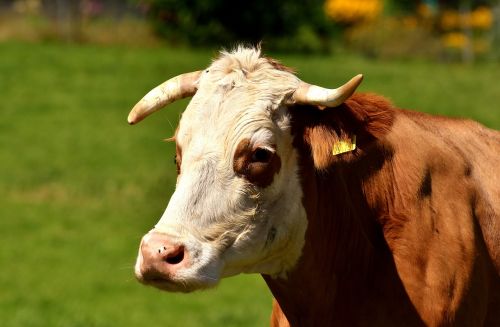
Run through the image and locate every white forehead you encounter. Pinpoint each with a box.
[176,47,301,150]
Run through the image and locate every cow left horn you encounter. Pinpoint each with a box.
[128,71,202,125]
[291,74,363,108]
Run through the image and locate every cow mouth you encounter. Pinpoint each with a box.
[137,272,218,293]
[147,279,186,292]
[156,280,214,293]
[137,275,187,292]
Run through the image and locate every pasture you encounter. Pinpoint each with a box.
[0,42,498,327]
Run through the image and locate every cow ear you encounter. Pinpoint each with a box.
[303,122,356,170]
[292,94,394,171]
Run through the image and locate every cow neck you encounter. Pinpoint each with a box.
[263,98,413,326]
[263,146,386,326]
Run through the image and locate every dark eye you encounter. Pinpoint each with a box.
[251,148,273,163]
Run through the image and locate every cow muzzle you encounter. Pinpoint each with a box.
[135,231,190,288]
[135,229,222,292]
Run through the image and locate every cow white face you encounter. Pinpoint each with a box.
[131,47,362,292]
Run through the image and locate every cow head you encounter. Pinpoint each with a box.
[130,47,362,292]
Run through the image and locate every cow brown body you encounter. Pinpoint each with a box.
[266,94,500,326]
[129,47,499,326]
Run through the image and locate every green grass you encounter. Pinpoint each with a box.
[0,42,498,327]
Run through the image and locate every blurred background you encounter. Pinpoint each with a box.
[0,0,498,326]
[2,0,500,60]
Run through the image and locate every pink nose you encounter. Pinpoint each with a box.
[137,231,188,283]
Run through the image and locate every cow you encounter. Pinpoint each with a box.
[128,46,500,326]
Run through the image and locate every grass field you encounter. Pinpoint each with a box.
[0,42,498,327]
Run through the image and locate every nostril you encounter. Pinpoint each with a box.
[165,246,185,265]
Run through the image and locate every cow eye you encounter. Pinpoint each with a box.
[251,148,273,163]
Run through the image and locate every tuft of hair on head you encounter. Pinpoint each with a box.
[214,43,295,78]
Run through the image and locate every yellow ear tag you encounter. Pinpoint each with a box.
[332,135,356,156]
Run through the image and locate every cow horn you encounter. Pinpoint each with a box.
[128,70,203,125]
[291,74,363,109]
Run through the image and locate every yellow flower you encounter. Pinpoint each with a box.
[442,32,468,48]
[441,7,493,31]
[471,7,493,30]
[325,0,382,23]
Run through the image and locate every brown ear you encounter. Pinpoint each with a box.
[291,93,395,170]
[303,124,347,170]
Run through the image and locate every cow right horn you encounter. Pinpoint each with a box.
[291,74,363,109]
[128,70,202,125]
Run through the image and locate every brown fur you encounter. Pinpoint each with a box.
[265,93,500,326]
[271,300,291,327]
[299,93,394,170]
